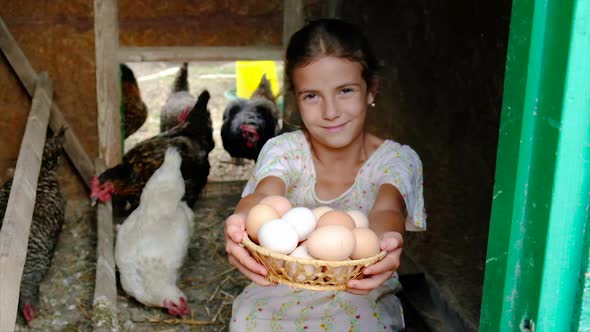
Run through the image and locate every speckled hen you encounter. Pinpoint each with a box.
[0,128,66,325]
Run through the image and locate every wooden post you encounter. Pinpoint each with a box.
[0,16,96,189]
[118,45,283,62]
[282,0,305,130]
[0,73,52,331]
[94,0,122,168]
[92,159,119,332]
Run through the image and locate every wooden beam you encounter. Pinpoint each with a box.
[94,0,122,167]
[282,0,304,47]
[92,159,119,332]
[118,46,284,62]
[0,16,95,189]
[0,73,52,332]
[281,0,305,130]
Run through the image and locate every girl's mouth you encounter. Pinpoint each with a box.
[322,122,348,133]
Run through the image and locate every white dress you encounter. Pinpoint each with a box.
[231,130,426,332]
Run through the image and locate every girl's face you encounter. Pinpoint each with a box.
[293,56,374,149]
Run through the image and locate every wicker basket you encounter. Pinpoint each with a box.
[241,236,386,291]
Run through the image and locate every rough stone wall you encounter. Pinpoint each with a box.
[337,0,511,327]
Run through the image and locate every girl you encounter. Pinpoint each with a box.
[225,18,426,331]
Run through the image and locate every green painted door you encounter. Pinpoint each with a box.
[479,0,590,330]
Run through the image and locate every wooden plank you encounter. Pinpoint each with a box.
[0,16,95,189]
[326,0,343,18]
[94,0,122,167]
[118,45,283,62]
[281,0,304,130]
[0,73,52,332]
[92,158,119,332]
[282,0,304,47]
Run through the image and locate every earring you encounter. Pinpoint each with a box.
[370,102,376,108]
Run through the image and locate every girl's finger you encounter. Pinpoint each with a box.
[380,232,403,251]
[347,270,393,291]
[225,215,246,242]
[364,248,401,275]
[229,256,274,286]
[226,242,267,275]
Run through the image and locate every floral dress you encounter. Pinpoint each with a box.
[231,130,426,332]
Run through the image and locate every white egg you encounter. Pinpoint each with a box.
[257,219,298,254]
[346,209,370,228]
[312,206,333,220]
[281,207,317,241]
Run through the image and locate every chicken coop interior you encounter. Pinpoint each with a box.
[0,1,516,331]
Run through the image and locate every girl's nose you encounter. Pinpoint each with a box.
[321,99,340,120]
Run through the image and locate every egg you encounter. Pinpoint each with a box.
[257,219,299,254]
[346,210,369,228]
[311,206,333,220]
[246,204,281,243]
[350,228,381,259]
[259,195,293,216]
[285,245,316,281]
[306,225,356,261]
[316,210,356,230]
[281,207,317,241]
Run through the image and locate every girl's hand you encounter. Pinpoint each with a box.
[224,213,276,286]
[346,231,403,295]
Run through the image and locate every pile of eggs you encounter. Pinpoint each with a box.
[246,196,382,264]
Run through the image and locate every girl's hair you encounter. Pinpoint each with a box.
[285,18,379,93]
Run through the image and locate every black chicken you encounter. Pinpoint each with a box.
[0,128,66,325]
[121,64,148,138]
[221,74,279,162]
[90,90,214,213]
[160,62,196,133]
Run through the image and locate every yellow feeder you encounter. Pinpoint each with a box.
[235,61,280,99]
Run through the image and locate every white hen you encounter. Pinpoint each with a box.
[115,147,194,316]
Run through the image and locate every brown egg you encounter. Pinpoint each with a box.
[350,228,381,259]
[316,210,356,230]
[259,195,293,216]
[306,225,356,261]
[246,204,281,243]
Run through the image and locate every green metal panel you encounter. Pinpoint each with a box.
[561,1,590,330]
[479,0,534,329]
[480,0,587,330]
[537,0,590,329]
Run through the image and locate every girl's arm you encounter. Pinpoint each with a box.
[224,176,286,286]
[346,183,406,294]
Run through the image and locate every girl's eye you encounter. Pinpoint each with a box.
[340,87,354,94]
[302,93,317,101]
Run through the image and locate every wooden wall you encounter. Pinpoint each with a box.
[0,1,285,200]
[0,1,97,199]
[337,1,511,328]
